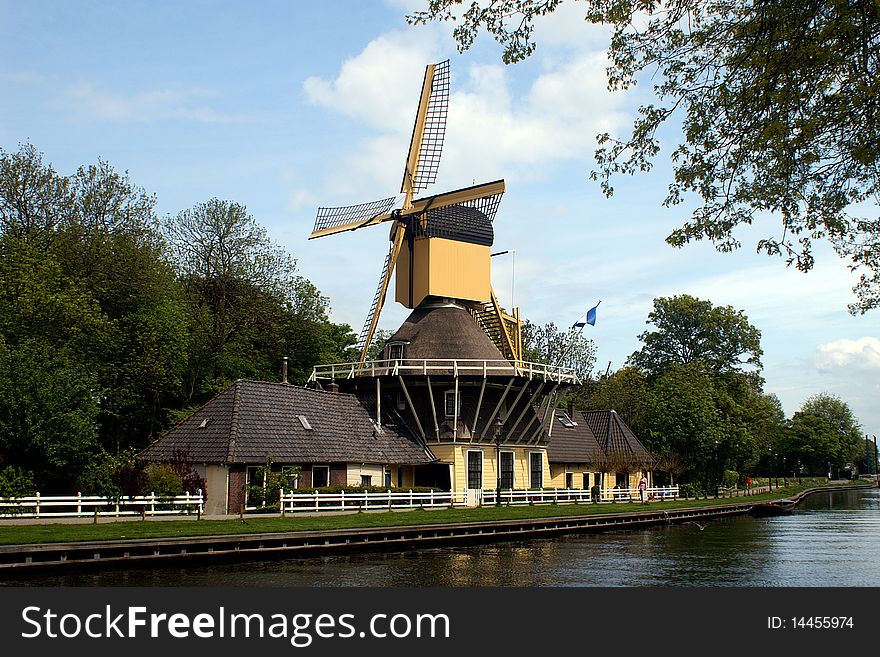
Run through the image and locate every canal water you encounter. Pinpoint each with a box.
[8,488,880,586]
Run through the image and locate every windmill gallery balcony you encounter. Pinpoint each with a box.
[308,358,580,385]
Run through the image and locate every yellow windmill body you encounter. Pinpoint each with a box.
[310,61,520,364]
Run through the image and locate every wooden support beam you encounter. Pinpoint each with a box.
[426,376,440,441]
[479,379,514,438]
[508,382,545,438]
[471,376,487,443]
[398,375,425,441]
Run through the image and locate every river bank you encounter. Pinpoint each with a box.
[0,481,871,576]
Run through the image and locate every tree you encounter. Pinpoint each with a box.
[164,199,329,396]
[795,392,864,467]
[409,1,880,313]
[0,340,101,491]
[643,362,723,488]
[780,413,838,476]
[628,294,762,379]
[521,320,596,379]
[0,144,190,450]
[578,366,648,436]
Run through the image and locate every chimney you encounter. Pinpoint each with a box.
[327,381,339,394]
[567,400,576,418]
[282,357,288,384]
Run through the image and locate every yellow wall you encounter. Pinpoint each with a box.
[547,466,647,490]
[396,237,491,308]
[431,443,550,492]
[346,463,386,487]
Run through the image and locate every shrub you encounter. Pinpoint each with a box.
[77,449,144,498]
[0,465,36,499]
[142,463,183,498]
[722,470,739,488]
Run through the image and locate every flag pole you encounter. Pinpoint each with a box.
[554,300,601,377]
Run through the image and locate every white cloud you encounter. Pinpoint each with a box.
[816,337,880,371]
[63,84,246,123]
[303,30,441,130]
[302,29,627,199]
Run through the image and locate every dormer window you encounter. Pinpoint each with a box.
[387,341,407,360]
[557,412,578,428]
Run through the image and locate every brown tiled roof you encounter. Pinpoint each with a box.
[142,380,435,465]
[580,409,652,463]
[546,409,605,464]
[545,408,652,466]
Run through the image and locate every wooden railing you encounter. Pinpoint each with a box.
[309,358,580,383]
[0,491,204,518]
[278,489,466,513]
[276,486,679,513]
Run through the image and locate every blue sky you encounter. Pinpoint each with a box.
[2,0,877,437]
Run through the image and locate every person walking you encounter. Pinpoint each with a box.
[639,473,648,503]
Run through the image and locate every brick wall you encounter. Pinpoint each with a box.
[227,467,246,514]
[330,464,347,486]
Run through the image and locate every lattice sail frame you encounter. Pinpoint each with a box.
[402,59,450,197]
[313,196,397,236]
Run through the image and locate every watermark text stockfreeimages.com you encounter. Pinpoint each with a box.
[21,605,450,647]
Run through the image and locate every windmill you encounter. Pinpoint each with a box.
[310,60,521,365]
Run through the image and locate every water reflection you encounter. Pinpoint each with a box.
[5,488,879,587]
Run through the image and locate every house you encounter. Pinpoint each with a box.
[546,406,652,491]
[141,380,436,515]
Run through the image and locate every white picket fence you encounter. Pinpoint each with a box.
[0,491,204,519]
[482,486,679,506]
[277,489,467,513]
[277,486,679,514]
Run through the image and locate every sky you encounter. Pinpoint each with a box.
[1,0,877,437]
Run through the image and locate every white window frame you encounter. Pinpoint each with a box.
[444,389,460,418]
[387,341,407,360]
[528,451,543,489]
[499,450,515,490]
[466,449,484,490]
[281,466,300,489]
[312,465,330,488]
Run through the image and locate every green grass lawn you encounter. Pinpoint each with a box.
[0,480,868,547]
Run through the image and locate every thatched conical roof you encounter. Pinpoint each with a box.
[384,301,507,361]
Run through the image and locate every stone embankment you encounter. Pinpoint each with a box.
[0,484,868,575]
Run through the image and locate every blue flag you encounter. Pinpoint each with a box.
[571,301,601,329]
[586,304,598,326]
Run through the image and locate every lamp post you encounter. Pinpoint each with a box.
[768,448,774,492]
[714,439,720,498]
[494,416,504,507]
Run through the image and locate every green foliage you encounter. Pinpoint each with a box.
[521,320,596,379]
[578,366,648,436]
[783,393,865,474]
[0,465,36,498]
[244,456,301,508]
[628,295,762,378]
[77,449,144,498]
[0,144,344,490]
[0,339,102,491]
[410,1,880,313]
[644,362,722,484]
[142,463,183,498]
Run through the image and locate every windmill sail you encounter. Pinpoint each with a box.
[356,224,407,359]
[401,60,450,203]
[311,196,397,239]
